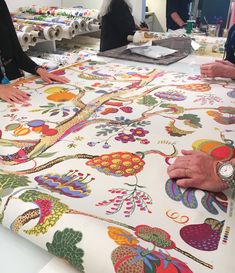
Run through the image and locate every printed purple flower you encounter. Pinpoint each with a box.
[155,91,186,101]
[115,133,136,143]
[130,127,149,137]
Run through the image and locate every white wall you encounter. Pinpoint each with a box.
[146,0,166,31]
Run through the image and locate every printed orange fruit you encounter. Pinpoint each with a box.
[86,152,145,177]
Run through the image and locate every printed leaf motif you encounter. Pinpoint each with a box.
[160,104,185,114]
[165,179,227,215]
[37,152,57,158]
[201,192,228,215]
[182,188,198,209]
[0,173,30,191]
[138,95,158,106]
[46,228,84,272]
[18,190,69,235]
[178,114,202,129]
[134,225,176,249]
[166,121,194,137]
[108,226,139,246]
[96,126,120,137]
[165,179,183,201]
[130,121,151,128]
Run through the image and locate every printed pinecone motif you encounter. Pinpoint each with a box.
[86,152,145,177]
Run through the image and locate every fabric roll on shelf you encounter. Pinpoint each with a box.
[16,31,31,49]
[13,18,62,41]
[20,6,100,20]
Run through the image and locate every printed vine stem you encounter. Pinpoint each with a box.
[0,70,160,165]
[10,206,213,269]
[15,144,177,174]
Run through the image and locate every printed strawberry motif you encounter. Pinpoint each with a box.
[86,152,145,177]
[180,218,224,251]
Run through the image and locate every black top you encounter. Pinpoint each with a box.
[100,0,136,52]
[0,0,37,81]
[166,0,191,30]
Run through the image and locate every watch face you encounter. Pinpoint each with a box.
[220,164,234,178]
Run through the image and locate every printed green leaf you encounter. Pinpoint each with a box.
[47,228,84,272]
[138,95,158,106]
[38,152,57,158]
[0,173,30,190]
[178,114,202,129]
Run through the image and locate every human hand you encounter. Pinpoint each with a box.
[200,62,229,78]
[215,59,235,67]
[167,150,228,192]
[36,67,70,84]
[0,85,30,104]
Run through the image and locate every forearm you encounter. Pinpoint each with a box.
[223,65,235,79]
[231,158,235,165]
[170,12,186,27]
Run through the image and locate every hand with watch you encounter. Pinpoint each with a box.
[167,150,235,192]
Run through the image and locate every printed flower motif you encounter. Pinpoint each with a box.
[140,139,150,145]
[130,127,149,137]
[155,91,186,101]
[115,133,136,143]
[34,170,95,198]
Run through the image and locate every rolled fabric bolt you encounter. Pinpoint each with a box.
[17,31,30,47]
[14,23,32,32]
[90,23,100,31]
[132,31,148,44]
[29,33,37,46]
[30,30,41,38]
[127,35,133,42]
[42,26,55,40]
[62,26,75,39]
[77,18,86,32]
[53,25,63,40]
[86,19,94,31]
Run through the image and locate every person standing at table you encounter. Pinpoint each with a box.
[0,0,69,104]
[99,0,136,52]
[166,0,191,31]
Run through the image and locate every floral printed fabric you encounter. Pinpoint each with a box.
[0,60,235,273]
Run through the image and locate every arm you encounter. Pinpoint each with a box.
[170,12,186,28]
[0,0,38,74]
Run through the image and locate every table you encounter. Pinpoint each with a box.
[0,53,230,273]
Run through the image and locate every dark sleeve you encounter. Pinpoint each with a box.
[111,1,136,37]
[2,1,38,74]
[167,0,180,16]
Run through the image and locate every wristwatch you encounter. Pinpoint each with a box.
[217,162,235,188]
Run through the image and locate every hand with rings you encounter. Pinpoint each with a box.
[167,150,228,192]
